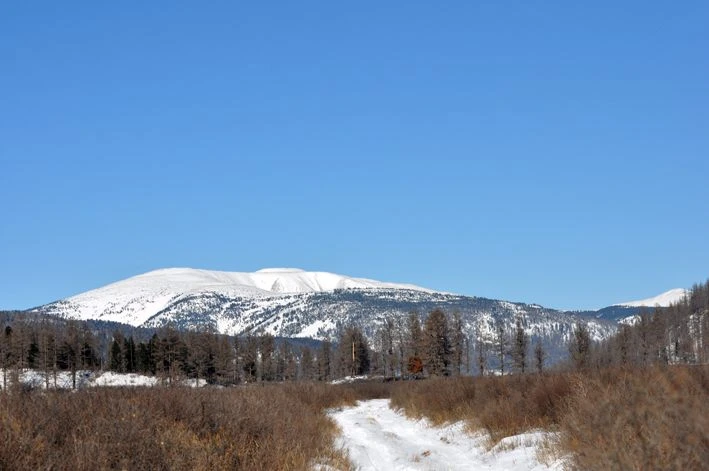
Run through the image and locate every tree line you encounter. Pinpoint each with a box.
[567,279,709,370]
[0,308,554,389]
[368,309,547,378]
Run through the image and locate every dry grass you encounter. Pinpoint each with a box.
[559,366,709,470]
[390,366,709,470]
[3,368,705,470]
[0,382,361,471]
[390,374,571,443]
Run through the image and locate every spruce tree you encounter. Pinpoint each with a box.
[422,309,450,376]
[512,318,529,373]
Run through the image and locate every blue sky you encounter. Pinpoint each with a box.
[1,2,708,310]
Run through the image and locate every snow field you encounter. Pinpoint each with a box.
[329,399,563,471]
[0,370,172,389]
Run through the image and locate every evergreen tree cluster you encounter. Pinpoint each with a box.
[368,309,541,378]
[575,279,709,369]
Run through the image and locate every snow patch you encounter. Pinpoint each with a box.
[297,319,335,338]
[329,398,562,470]
[0,370,160,389]
[91,371,159,387]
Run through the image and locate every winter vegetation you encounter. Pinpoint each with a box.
[0,279,707,469]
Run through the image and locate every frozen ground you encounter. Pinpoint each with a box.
[0,370,184,389]
[329,399,563,471]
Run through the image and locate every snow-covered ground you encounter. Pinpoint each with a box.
[0,370,173,389]
[329,399,563,471]
[90,371,160,387]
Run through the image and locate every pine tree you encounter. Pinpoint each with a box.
[63,321,82,389]
[337,326,370,377]
[259,334,275,382]
[406,313,423,377]
[300,346,314,381]
[378,317,395,377]
[123,336,136,373]
[110,338,124,372]
[1,325,12,390]
[241,336,259,383]
[27,335,40,369]
[422,309,450,376]
[281,341,298,381]
[449,312,464,376]
[318,339,332,381]
[569,323,591,370]
[495,320,508,375]
[511,318,529,373]
[534,340,545,374]
[475,322,487,376]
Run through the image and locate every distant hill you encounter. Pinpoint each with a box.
[29,267,625,362]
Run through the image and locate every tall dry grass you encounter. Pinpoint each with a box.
[390,366,709,469]
[559,366,709,470]
[390,374,572,442]
[3,369,705,470]
[0,382,361,471]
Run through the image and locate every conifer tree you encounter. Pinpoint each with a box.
[534,340,545,374]
[449,312,465,376]
[495,320,508,375]
[406,313,423,377]
[512,318,529,373]
[109,331,125,372]
[318,339,332,381]
[569,323,591,370]
[422,309,450,376]
[337,326,370,377]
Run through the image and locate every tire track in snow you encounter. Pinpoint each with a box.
[328,399,558,471]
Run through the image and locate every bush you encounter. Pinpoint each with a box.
[0,382,356,470]
[390,366,709,469]
[559,366,709,470]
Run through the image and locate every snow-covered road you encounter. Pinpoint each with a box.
[329,399,559,471]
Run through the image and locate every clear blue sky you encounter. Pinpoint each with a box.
[2,2,708,311]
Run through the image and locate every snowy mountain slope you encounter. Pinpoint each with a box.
[37,268,432,326]
[32,267,618,363]
[616,288,689,308]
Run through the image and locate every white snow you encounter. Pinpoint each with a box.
[329,375,371,385]
[91,371,159,387]
[297,319,336,338]
[0,370,160,389]
[37,267,435,327]
[329,399,562,471]
[616,288,689,308]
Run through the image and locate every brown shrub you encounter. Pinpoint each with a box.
[390,374,572,442]
[0,383,355,470]
[390,377,477,425]
[559,365,709,470]
[391,367,709,469]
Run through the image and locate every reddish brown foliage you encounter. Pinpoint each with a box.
[0,382,361,470]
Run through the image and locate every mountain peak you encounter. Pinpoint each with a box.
[35,267,435,326]
[255,268,306,274]
[616,288,689,308]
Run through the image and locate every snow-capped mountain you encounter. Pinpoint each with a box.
[36,268,432,326]
[616,288,689,308]
[32,267,618,361]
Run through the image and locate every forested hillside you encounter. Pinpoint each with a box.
[588,279,708,367]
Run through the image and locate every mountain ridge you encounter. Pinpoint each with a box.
[615,288,689,308]
[29,267,633,363]
[35,267,434,327]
